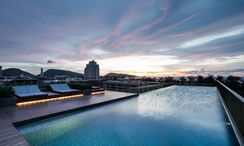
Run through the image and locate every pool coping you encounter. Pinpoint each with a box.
[13,94,138,126]
[0,91,138,146]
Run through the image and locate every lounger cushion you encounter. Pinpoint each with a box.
[27,85,48,96]
[13,85,48,98]
[50,84,80,93]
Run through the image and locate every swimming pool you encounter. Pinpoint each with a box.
[17,86,238,146]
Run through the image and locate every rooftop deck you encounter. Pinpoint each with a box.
[0,91,138,146]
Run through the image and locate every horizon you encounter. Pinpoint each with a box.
[2,67,244,78]
[0,0,244,77]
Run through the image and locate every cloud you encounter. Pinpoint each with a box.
[0,0,244,76]
[179,25,244,48]
[87,48,112,56]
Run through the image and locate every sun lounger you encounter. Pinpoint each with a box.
[13,85,48,98]
[50,84,80,93]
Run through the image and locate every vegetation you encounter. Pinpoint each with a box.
[43,69,83,78]
[179,77,186,82]
[2,68,34,77]
[216,75,224,82]
[38,84,51,91]
[104,73,136,80]
[204,75,215,83]
[161,75,215,85]
[0,86,15,98]
[164,77,174,82]
[223,76,244,97]
[89,81,103,87]
[69,83,91,90]
[197,76,204,83]
[141,77,156,82]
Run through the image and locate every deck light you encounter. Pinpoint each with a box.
[16,94,84,106]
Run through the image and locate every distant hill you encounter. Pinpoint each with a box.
[2,68,34,77]
[43,69,83,78]
[104,73,136,78]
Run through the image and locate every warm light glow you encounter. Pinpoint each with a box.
[91,91,104,95]
[16,94,84,107]
[97,55,186,76]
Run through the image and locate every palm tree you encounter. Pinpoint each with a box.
[179,77,186,83]
[197,76,204,83]
[187,76,196,83]
[164,76,174,82]
[225,75,241,88]
[203,75,215,84]
[216,75,224,83]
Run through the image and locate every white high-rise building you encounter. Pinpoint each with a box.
[84,60,100,80]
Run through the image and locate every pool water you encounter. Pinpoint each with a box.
[17,86,238,146]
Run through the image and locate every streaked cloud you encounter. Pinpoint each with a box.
[0,0,244,76]
[179,25,244,48]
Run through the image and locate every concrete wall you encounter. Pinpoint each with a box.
[217,81,244,143]
[103,83,173,93]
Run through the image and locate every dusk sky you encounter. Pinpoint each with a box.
[0,0,244,76]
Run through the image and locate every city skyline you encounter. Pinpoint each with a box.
[0,0,244,76]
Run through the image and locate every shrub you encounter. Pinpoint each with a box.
[39,84,51,91]
[69,83,91,90]
[0,86,15,98]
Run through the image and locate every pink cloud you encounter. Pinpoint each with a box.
[90,0,150,48]
[108,0,171,49]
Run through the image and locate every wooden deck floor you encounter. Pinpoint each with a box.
[0,91,138,146]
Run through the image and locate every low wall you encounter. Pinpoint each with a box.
[104,83,173,93]
[216,81,244,144]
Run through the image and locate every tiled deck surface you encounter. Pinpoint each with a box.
[0,91,138,146]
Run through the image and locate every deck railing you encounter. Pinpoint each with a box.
[216,81,244,144]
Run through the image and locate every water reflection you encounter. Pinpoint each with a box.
[138,86,225,127]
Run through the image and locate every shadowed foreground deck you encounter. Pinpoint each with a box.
[0,91,138,146]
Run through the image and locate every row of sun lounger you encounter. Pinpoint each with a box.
[14,84,81,98]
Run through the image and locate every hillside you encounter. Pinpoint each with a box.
[104,73,136,78]
[43,69,83,78]
[2,68,34,77]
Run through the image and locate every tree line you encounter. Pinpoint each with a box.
[160,75,243,97]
